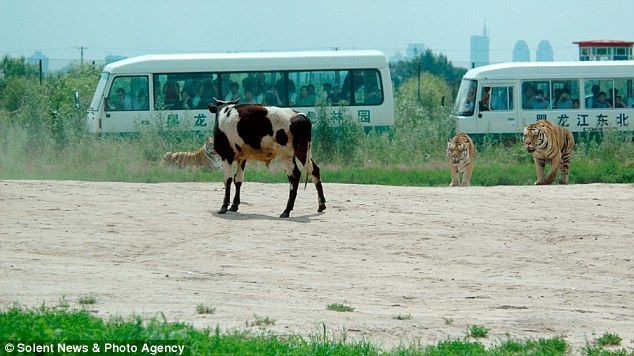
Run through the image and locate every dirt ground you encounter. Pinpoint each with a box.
[1,180,633,351]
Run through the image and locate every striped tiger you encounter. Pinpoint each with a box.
[523,119,574,185]
[447,133,476,187]
[161,136,220,171]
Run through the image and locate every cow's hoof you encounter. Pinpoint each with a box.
[229,205,239,212]
[279,211,290,218]
[218,206,228,214]
[318,205,326,212]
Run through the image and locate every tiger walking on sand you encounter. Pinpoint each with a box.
[523,119,574,185]
[447,133,476,187]
[161,136,220,171]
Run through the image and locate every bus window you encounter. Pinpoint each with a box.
[454,79,477,116]
[522,80,550,110]
[489,86,513,111]
[552,80,579,110]
[288,70,350,107]
[106,76,149,112]
[584,79,613,109]
[220,71,285,106]
[153,73,217,110]
[610,78,632,108]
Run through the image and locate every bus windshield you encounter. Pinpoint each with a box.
[90,72,110,111]
[454,79,477,116]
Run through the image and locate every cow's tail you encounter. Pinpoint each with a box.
[304,140,313,190]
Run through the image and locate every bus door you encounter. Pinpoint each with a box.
[103,75,150,133]
[478,84,516,134]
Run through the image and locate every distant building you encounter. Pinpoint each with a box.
[406,43,425,59]
[105,54,127,64]
[389,51,404,63]
[536,40,553,62]
[574,40,634,61]
[512,40,530,62]
[470,21,489,67]
[27,51,49,74]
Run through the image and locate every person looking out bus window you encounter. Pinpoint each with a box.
[114,87,132,111]
[198,80,217,108]
[263,87,283,106]
[224,82,241,101]
[295,85,315,106]
[554,90,572,109]
[522,84,535,109]
[527,89,549,110]
[242,90,256,104]
[163,80,181,109]
[614,95,627,108]
[593,91,612,108]
[481,87,490,110]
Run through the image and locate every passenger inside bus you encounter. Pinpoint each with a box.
[295,85,315,106]
[113,87,132,111]
[593,91,612,108]
[585,84,600,108]
[163,80,181,109]
[614,95,627,108]
[132,88,148,111]
[480,87,490,110]
[526,89,549,110]
[554,90,573,109]
[199,80,217,109]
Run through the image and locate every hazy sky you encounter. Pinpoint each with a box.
[1,0,633,70]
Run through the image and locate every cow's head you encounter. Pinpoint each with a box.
[207,98,239,113]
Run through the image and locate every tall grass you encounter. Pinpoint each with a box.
[0,64,632,185]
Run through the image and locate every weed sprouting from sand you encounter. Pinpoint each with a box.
[443,317,454,325]
[597,332,622,346]
[393,313,412,320]
[469,324,490,338]
[195,304,216,315]
[326,303,355,312]
[248,314,276,327]
[77,294,97,306]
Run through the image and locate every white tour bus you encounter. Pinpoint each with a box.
[454,61,634,140]
[87,50,394,134]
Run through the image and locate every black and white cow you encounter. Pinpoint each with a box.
[208,99,326,218]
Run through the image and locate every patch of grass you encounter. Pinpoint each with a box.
[392,313,411,320]
[76,294,97,306]
[469,324,490,338]
[597,332,622,346]
[0,304,585,355]
[326,303,355,312]
[443,316,454,325]
[195,304,215,315]
[248,314,276,327]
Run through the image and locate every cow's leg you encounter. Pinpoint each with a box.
[280,157,301,218]
[218,160,233,214]
[310,159,326,212]
[229,160,246,212]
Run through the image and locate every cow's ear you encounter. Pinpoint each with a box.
[229,99,240,105]
[212,97,224,105]
[208,104,218,113]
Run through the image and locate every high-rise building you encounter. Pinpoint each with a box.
[470,21,489,67]
[406,43,425,59]
[512,40,530,62]
[536,40,554,61]
[27,51,49,74]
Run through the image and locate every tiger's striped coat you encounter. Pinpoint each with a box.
[523,120,574,185]
[161,136,220,171]
[447,133,476,187]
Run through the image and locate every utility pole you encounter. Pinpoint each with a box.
[76,46,87,67]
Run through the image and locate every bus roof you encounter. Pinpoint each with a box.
[103,50,388,74]
[463,60,634,80]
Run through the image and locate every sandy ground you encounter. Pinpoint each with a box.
[0,180,633,351]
